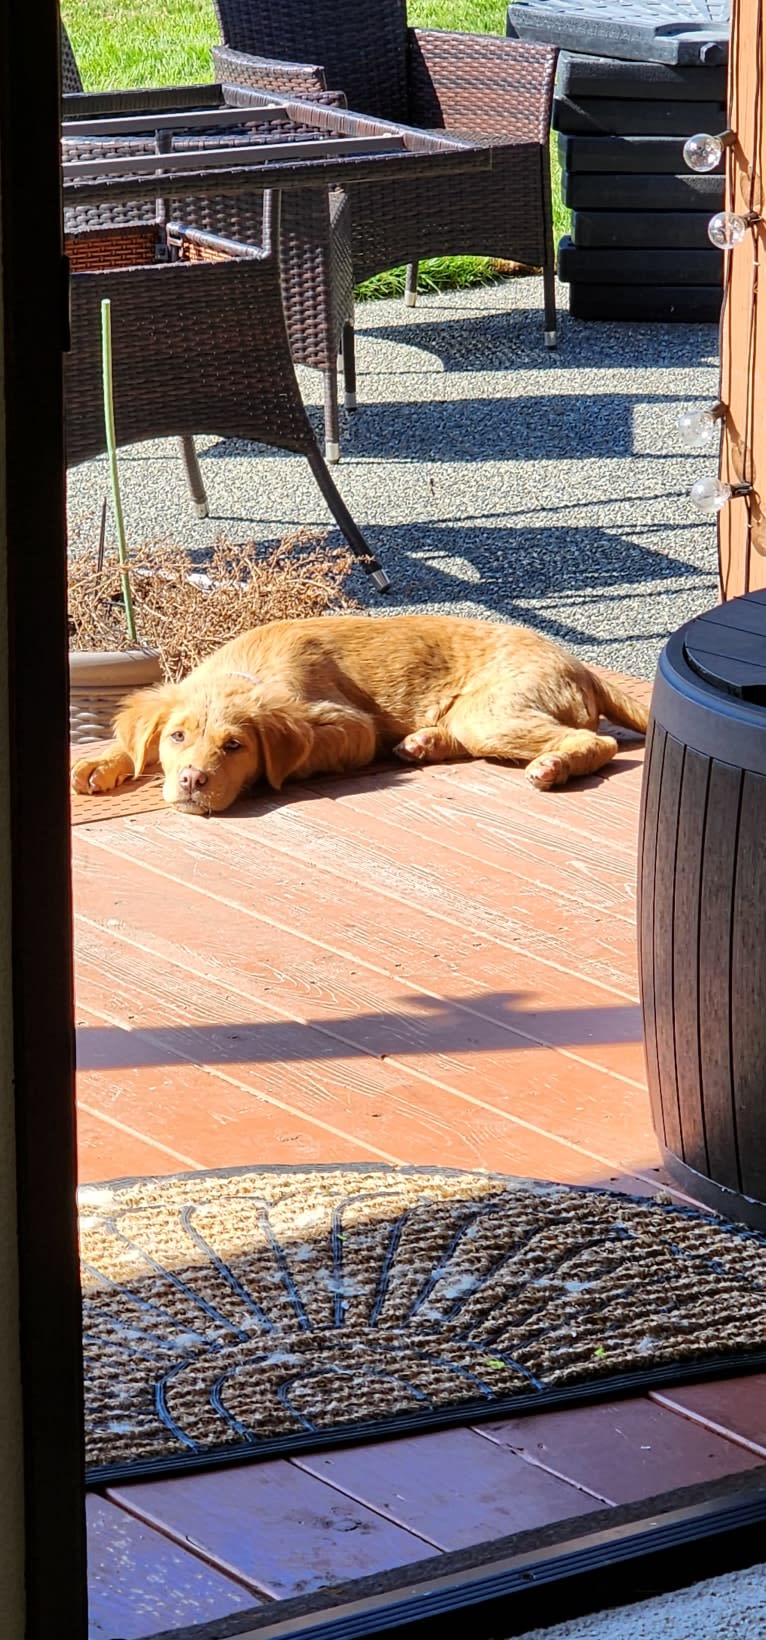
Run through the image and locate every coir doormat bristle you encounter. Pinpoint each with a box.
[81,1164,766,1486]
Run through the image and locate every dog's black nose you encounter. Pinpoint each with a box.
[178,766,208,795]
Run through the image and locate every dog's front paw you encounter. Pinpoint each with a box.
[71,750,135,795]
[526,752,568,791]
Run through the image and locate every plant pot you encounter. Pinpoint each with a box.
[69,648,162,744]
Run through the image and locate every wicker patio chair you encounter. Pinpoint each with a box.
[63,207,389,589]
[60,25,356,462]
[212,1,559,344]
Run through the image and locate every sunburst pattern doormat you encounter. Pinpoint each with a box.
[81,1164,766,1486]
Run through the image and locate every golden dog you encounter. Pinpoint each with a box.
[71,614,649,815]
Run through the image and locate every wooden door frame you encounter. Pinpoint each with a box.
[0,0,87,1633]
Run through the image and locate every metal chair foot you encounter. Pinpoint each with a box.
[545,329,558,350]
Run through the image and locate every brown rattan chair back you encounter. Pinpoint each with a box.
[214,0,410,123]
[60,25,84,94]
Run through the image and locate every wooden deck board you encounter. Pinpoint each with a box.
[291,1429,605,1547]
[474,1397,764,1504]
[74,731,766,1633]
[86,1495,257,1638]
[107,1462,436,1600]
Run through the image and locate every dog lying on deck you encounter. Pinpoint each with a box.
[71,614,649,816]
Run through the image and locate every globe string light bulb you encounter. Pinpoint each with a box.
[677,401,726,448]
[683,129,735,173]
[708,209,760,249]
[689,477,751,515]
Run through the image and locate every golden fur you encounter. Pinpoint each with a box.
[71,614,649,815]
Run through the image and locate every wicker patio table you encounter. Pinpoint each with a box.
[61,84,490,593]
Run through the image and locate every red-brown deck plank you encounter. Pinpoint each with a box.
[651,1378,766,1456]
[76,1105,198,1185]
[107,1462,435,1600]
[74,732,765,1633]
[74,939,656,1187]
[74,815,648,1079]
[474,1397,764,1503]
[86,1495,257,1638]
[292,1428,605,1547]
[72,830,657,1183]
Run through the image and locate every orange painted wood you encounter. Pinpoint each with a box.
[73,872,658,1183]
[107,1463,433,1599]
[86,1494,256,1637]
[292,1428,604,1548]
[76,1104,198,1185]
[719,0,766,596]
[475,1395,764,1504]
[308,771,640,926]
[77,960,641,1186]
[220,789,643,993]
[73,814,651,1106]
[74,808,647,1073]
[74,791,641,1001]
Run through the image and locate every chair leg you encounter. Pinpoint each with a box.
[404,261,419,309]
[543,257,557,350]
[179,435,209,518]
[323,369,341,464]
[341,321,357,412]
[305,446,390,593]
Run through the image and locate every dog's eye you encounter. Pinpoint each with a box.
[169,730,186,744]
[223,738,242,753]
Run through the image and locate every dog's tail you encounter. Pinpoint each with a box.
[592,673,650,735]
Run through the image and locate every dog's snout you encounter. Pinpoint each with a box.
[178,765,208,796]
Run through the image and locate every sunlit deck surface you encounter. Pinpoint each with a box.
[73,681,766,1638]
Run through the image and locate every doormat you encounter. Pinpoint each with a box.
[81,1164,766,1486]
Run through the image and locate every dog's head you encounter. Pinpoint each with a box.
[115,675,314,814]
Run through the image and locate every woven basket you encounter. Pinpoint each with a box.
[69,649,162,744]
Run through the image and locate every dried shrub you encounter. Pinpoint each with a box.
[68,530,362,680]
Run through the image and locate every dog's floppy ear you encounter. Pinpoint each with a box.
[255,706,314,790]
[113,683,180,777]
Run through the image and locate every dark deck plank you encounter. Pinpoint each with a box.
[86,1495,256,1638]
[107,1462,435,1600]
[475,1396,764,1503]
[292,1428,604,1548]
[651,1377,766,1454]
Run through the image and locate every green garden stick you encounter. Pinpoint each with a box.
[101,297,137,642]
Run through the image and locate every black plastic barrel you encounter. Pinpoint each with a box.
[639,594,766,1227]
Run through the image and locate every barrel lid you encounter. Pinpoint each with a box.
[507,0,730,66]
[683,592,766,705]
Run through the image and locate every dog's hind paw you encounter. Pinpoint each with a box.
[393,728,449,764]
[526,753,568,791]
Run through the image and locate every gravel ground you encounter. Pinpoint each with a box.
[67,272,721,680]
[517,1558,766,1639]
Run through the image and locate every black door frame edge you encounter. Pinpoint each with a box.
[148,1470,766,1640]
[0,0,87,1632]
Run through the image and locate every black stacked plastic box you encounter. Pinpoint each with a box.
[506,0,730,321]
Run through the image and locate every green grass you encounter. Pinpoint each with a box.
[62,0,567,295]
